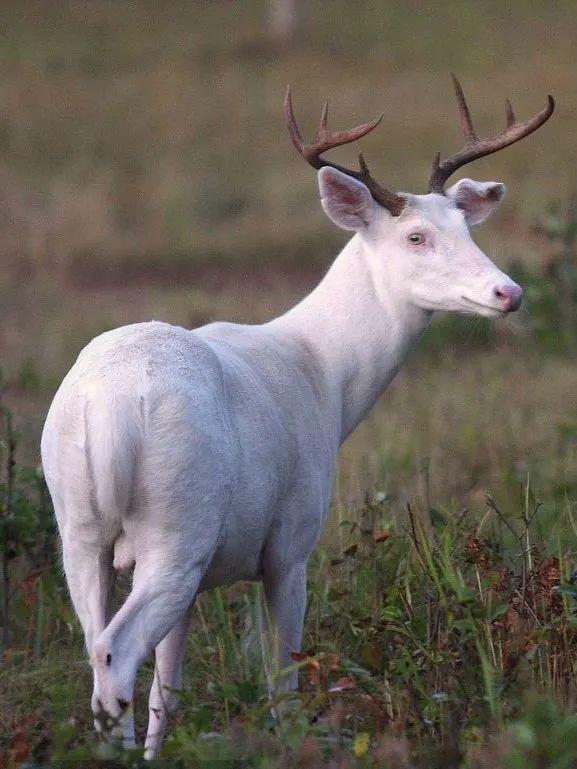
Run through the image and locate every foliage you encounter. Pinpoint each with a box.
[0,402,56,655]
[508,198,577,355]
[4,405,577,767]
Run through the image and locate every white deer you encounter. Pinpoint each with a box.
[40,77,553,758]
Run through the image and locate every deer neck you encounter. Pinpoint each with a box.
[270,235,432,443]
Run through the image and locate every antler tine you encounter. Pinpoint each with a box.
[284,86,383,167]
[429,77,555,194]
[284,85,306,156]
[505,98,516,128]
[318,100,329,137]
[284,86,405,216]
[451,73,477,143]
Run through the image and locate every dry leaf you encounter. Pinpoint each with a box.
[328,675,356,692]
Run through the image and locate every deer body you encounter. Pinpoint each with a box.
[41,79,553,758]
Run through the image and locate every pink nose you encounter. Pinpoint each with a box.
[494,283,523,312]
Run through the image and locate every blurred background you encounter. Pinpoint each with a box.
[2,0,577,509]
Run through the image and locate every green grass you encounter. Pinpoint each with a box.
[3,438,577,767]
[4,347,577,767]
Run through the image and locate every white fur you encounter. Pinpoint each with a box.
[41,167,521,757]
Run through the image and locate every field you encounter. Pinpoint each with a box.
[3,1,577,766]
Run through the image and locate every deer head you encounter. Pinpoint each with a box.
[285,78,554,318]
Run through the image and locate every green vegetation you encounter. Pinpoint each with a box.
[4,393,577,767]
[5,194,577,761]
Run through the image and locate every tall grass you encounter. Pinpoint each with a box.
[3,396,577,766]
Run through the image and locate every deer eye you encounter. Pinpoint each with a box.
[408,232,425,246]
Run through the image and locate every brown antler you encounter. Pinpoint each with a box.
[429,74,555,194]
[284,86,406,216]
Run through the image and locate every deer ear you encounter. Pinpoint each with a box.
[445,178,506,226]
[318,167,377,231]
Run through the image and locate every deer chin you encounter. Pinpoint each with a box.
[459,295,508,318]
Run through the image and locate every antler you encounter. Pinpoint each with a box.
[284,86,406,216]
[429,74,555,194]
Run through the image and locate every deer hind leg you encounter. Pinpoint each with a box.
[91,526,216,750]
[59,527,117,738]
[143,605,194,760]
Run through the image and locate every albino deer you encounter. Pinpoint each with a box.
[41,77,553,758]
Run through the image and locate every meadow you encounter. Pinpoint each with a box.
[3,1,577,766]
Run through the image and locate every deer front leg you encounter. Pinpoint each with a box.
[260,563,307,714]
[143,605,194,761]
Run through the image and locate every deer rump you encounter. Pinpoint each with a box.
[42,320,333,591]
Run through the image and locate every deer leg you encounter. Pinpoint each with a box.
[91,546,208,749]
[260,563,307,715]
[59,529,117,739]
[143,604,194,761]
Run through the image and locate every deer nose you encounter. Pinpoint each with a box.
[494,283,523,312]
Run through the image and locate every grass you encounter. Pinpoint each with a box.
[0,404,577,769]
[4,348,577,767]
[5,200,577,769]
